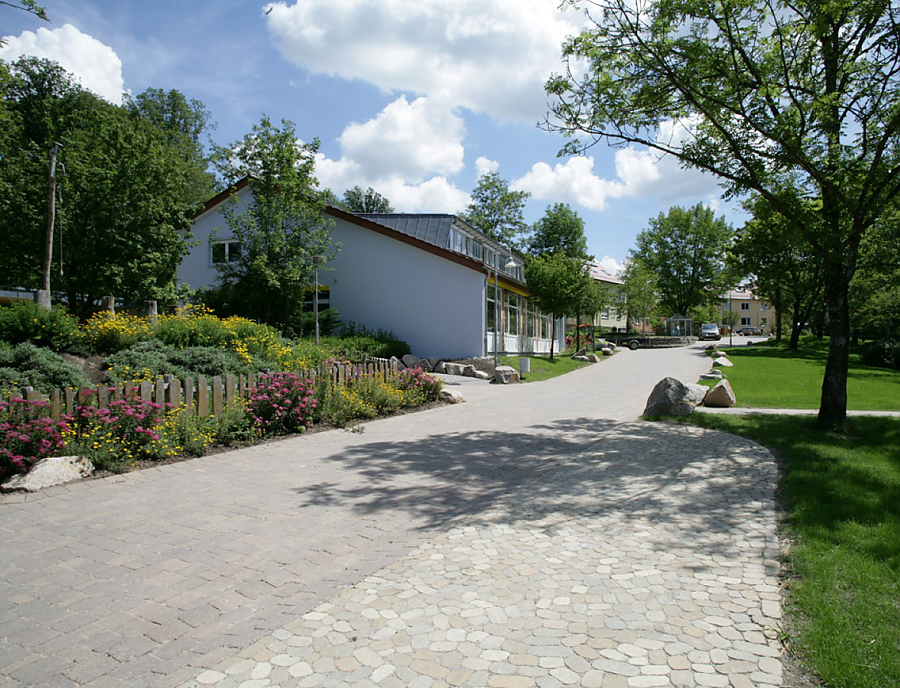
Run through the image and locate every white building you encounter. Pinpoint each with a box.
[178,180,565,360]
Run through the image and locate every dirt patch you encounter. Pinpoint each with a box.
[59,353,107,385]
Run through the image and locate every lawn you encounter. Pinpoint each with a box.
[686,413,900,688]
[703,339,900,410]
[497,352,594,382]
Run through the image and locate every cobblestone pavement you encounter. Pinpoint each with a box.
[0,345,783,687]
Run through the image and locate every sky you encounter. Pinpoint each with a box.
[1,0,745,273]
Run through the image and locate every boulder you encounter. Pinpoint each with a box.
[643,377,696,417]
[586,354,602,363]
[601,347,614,356]
[390,356,405,370]
[439,388,465,404]
[443,362,465,376]
[433,361,447,374]
[572,355,590,362]
[493,366,520,384]
[462,365,477,377]
[573,348,588,357]
[427,357,442,371]
[699,371,725,381]
[401,354,421,369]
[705,379,736,407]
[710,350,729,359]
[684,383,709,406]
[712,357,734,368]
[2,456,93,493]
[473,370,492,380]
[705,344,718,351]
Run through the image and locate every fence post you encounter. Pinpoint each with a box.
[65,387,75,416]
[225,375,236,409]
[183,378,195,415]
[145,300,158,325]
[212,376,223,416]
[197,377,209,417]
[168,377,182,409]
[140,381,153,403]
[102,296,116,314]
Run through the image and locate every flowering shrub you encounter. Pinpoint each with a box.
[61,390,172,470]
[0,399,68,478]
[394,367,443,404]
[80,312,153,353]
[246,373,317,436]
[0,301,79,350]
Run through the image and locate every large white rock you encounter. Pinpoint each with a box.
[705,379,737,407]
[442,362,465,376]
[643,377,696,417]
[439,388,465,404]
[493,366,520,384]
[401,354,421,369]
[2,456,93,492]
[684,383,710,406]
[711,350,729,359]
[586,354,602,363]
[712,357,734,368]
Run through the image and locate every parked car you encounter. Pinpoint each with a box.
[735,327,760,336]
[699,323,721,341]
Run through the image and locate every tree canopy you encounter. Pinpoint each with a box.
[459,172,530,248]
[630,204,733,317]
[524,252,593,360]
[207,115,335,333]
[341,186,394,213]
[0,57,212,314]
[545,0,900,425]
[529,203,591,260]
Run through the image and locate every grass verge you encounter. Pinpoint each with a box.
[686,412,900,688]
[497,352,594,383]
[705,339,900,410]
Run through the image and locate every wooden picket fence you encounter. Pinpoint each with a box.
[2,358,399,421]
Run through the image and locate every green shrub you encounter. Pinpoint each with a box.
[167,347,254,379]
[104,341,176,382]
[859,340,900,369]
[328,322,412,360]
[106,342,256,382]
[0,301,79,350]
[0,342,91,394]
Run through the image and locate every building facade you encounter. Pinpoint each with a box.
[178,182,565,359]
[719,288,775,333]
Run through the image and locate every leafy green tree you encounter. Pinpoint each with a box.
[616,259,658,333]
[460,172,530,248]
[630,204,732,317]
[529,203,591,260]
[731,195,825,349]
[524,252,593,360]
[208,115,335,333]
[545,0,900,425]
[850,209,900,343]
[126,88,216,205]
[0,58,206,314]
[341,185,394,213]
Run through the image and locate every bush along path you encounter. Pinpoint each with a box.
[0,363,444,487]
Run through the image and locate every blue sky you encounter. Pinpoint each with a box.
[1,0,744,272]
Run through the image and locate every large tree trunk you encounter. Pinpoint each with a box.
[818,262,851,427]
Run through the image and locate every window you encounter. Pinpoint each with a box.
[761,317,768,326]
[741,302,750,310]
[540,311,549,339]
[600,308,610,320]
[303,286,330,311]
[741,317,751,326]
[761,303,768,311]
[525,299,536,338]
[486,284,496,331]
[505,292,519,335]
[211,240,242,264]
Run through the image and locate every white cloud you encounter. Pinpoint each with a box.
[0,24,125,103]
[315,95,470,213]
[598,255,622,275]
[264,0,584,123]
[514,118,723,209]
[475,157,499,176]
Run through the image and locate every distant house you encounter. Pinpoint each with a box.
[720,288,775,333]
[564,261,629,333]
[177,180,565,359]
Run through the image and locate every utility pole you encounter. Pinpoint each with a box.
[37,142,61,310]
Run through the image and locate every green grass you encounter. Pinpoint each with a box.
[704,339,900,410]
[685,413,900,688]
[497,352,594,382]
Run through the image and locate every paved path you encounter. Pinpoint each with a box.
[0,344,782,687]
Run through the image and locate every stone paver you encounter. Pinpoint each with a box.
[0,344,783,686]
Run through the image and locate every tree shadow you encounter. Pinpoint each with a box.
[293,418,776,565]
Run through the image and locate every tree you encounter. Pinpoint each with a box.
[546,0,900,426]
[0,58,207,314]
[524,252,593,360]
[341,185,394,213]
[731,195,825,349]
[529,203,591,260]
[208,115,335,332]
[459,172,530,248]
[616,259,658,333]
[630,205,733,317]
[850,208,900,343]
